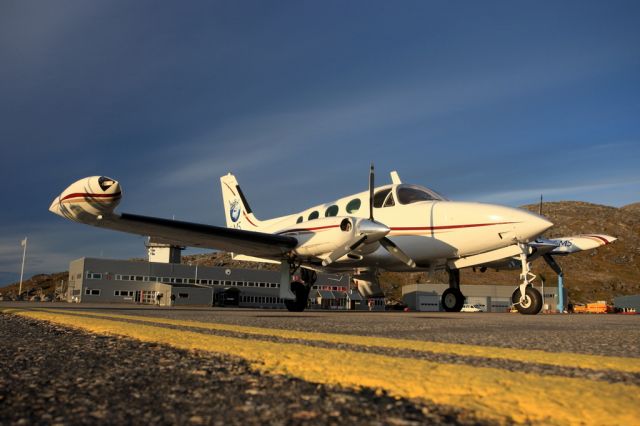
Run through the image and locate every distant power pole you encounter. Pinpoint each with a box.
[18,237,27,298]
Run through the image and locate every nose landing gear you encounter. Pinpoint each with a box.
[512,243,543,315]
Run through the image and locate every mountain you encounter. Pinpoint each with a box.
[2,201,638,304]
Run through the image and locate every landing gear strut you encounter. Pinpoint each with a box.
[512,243,543,315]
[442,268,464,312]
[284,267,317,312]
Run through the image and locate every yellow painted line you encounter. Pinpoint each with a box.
[5,308,640,426]
[33,308,640,374]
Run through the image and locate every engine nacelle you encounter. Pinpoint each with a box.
[279,216,360,258]
[49,176,121,223]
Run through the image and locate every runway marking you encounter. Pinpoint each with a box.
[34,308,640,374]
[4,308,640,426]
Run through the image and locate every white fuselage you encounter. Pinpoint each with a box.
[239,184,553,272]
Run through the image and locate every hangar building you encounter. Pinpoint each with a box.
[402,283,566,312]
[613,295,640,312]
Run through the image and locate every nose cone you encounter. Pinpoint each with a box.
[513,210,553,242]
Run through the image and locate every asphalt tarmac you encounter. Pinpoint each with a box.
[1,302,639,425]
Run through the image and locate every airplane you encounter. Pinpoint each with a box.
[49,167,616,314]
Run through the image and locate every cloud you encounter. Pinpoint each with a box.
[152,38,637,190]
[472,178,640,205]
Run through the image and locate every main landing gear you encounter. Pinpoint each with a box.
[512,243,543,315]
[283,267,317,312]
[442,268,465,312]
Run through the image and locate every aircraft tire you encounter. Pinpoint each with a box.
[512,286,543,315]
[284,281,309,312]
[441,288,464,312]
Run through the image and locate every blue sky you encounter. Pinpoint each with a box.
[1,1,639,284]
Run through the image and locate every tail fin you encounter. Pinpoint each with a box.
[220,173,263,230]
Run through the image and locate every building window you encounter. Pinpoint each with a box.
[346,198,361,213]
[122,275,130,281]
[188,279,196,284]
[308,211,319,220]
[115,274,122,280]
[85,289,100,295]
[178,293,189,298]
[135,276,144,281]
[324,205,339,217]
[175,278,183,284]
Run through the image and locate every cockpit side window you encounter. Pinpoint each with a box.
[373,188,392,208]
[397,184,447,204]
[383,192,395,207]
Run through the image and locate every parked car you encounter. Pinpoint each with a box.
[461,304,482,312]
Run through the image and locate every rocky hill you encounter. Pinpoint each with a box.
[2,201,638,304]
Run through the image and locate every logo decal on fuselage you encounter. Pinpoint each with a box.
[229,199,241,223]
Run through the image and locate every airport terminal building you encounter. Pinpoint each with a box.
[66,257,370,309]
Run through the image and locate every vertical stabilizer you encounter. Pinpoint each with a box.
[220,173,263,230]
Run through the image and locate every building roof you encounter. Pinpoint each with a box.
[317,290,335,299]
[346,290,363,301]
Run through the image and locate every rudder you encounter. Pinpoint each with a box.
[220,173,262,230]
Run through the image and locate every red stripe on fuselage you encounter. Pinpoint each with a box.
[60,192,122,202]
[277,225,340,235]
[390,221,517,232]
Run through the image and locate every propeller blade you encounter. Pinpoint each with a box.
[539,194,543,216]
[322,235,368,267]
[369,163,375,220]
[380,237,416,268]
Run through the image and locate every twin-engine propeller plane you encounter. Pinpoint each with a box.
[50,167,616,314]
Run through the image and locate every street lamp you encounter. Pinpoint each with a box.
[18,237,27,299]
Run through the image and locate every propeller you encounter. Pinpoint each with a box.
[539,194,543,216]
[369,163,375,220]
[380,238,416,268]
[322,164,416,268]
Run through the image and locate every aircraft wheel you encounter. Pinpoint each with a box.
[284,281,309,312]
[441,288,464,312]
[512,286,542,315]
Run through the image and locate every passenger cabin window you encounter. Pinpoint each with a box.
[308,211,319,220]
[396,184,448,204]
[325,205,339,217]
[346,198,361,213]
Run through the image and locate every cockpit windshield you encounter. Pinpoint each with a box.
[396,184,448,204]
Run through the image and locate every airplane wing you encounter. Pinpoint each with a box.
[457,234,617,271]
[542,234,617,255]
[48,176,298,258]
[97,213,298,257]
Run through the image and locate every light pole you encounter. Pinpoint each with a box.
[18,237,27,299]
